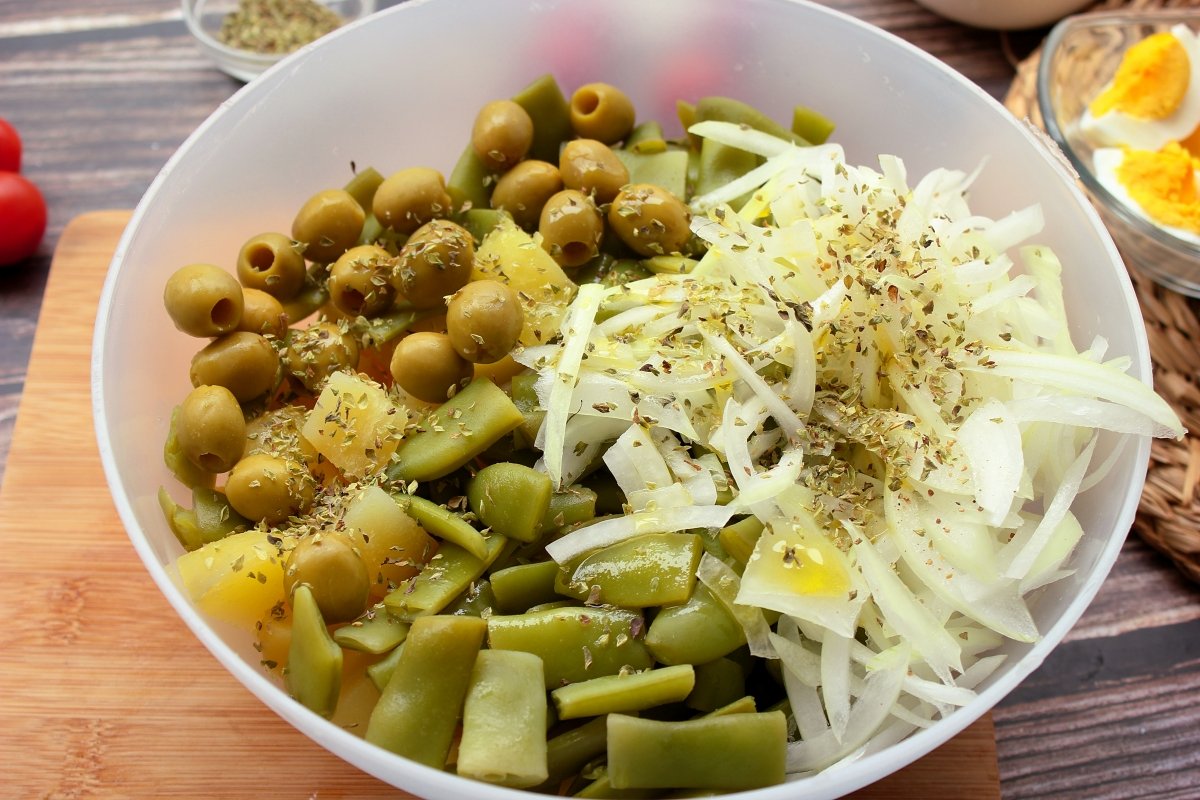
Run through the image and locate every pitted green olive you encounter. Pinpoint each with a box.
[225,452,315,525]
[394,219,475,309]
[390,331,474,403]
[236,232,308,300]
[292,189,365,264]
[570,82,636,144]
[284,531,370,623]
[189,331,280,402]
[446,279,524,364]
[472,99,534,172]
[608,183,693,257]
[490,160,563,231]
[373,167,452,235]
[538,189,604,268]
[164,263,245,338]
[559,139,629,204]
[176,385,246,473]
[283,321,360,392]
[328,244,396,317]
[238,288,287,338]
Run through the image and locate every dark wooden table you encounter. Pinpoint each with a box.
[0,1,1196,798]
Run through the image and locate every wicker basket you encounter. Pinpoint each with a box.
[1003,0,1200,583]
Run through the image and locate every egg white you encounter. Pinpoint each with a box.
[1081,24,1200,152]
[1092,146,1200,245]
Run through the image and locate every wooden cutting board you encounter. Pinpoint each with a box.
[0,211,1001,799]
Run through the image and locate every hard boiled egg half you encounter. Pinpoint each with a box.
[1093,144,1200,245]
[1081,24,1200,152]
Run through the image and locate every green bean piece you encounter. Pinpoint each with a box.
[447,143,492,212]
[366,642,404,692]
[285,584,343,719]
[509,371,544,446]
[524,599,573,613]
[443,578,497,617]
[163,407,215,490]
[580,256,653,291]
[583,472,628,515]
[694,96,806,145]
[791,105,835,145]
[457,649,549,787]
[541,485,599,533]
[536,715,610,792]
[279,278,329,326]
[703,695,758,717]
[159,486,248,552]
[385,378,525,482]
[344,166,385,213]
[606,712,787,790]
[332,606,410,654]
[552,664,695,720]
[467,462,552,543]
[359,308,426,347]
[613,150,689,200]
[624,120,667,154]
[557,533,703,608]
[461,207,510,244]
[488,606,653,688]
[357,212,384,247]
[685,658,745,713]
[677,99,700,151]
[365,615,487,767]
[383,535,506,622]
[512,73,573,164]
[645,582,745,666]
[694,137,759,208]
[641,255,698,275]
[718,515,765,567]
[490,560,563,614]
[393,493,491,560]
[574,770,659,799]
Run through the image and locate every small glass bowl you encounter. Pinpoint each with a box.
[1038,10,1200,297]
[182,0,376,82]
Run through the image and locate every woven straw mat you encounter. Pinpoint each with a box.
[1004,0,1200,584]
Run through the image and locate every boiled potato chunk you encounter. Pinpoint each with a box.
[176,529,286,627]
[301,371,405,478]
[343,484,437,595]
[473,217,577,346]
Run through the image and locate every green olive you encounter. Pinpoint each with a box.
[570,82,636,144]
[238,288,287,338]
[394,219,475,310]
[283,320,360,392]
[446,279,524,364]
[284,531,370,623]
[389,331,474,403]
[176,385,246,473]
[372,167,452,235]
[189,331,280,402]
[164,263,245,338]
[236,232,308,300]
[490,160,563,231]
[608,183,693,257]
[538,189,604,268]
[225,452,315,525]
[559,139,629,204]
[328,244,396,318]
[292,189,365,264]
[472,99,535,172]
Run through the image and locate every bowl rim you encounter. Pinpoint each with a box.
[1036,9,1200,259]
[94,0,1152,797]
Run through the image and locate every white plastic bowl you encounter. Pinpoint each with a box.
[93,0,1151,797]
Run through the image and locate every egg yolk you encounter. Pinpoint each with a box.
[1117,142,1200,234]
[1090,32,1191,120]
[1182,122,1200,158]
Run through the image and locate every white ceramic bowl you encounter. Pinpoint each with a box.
[912,0,1093,30]
[94,0,1152,797]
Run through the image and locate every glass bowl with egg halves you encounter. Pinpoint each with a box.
[1038,9,1200,297]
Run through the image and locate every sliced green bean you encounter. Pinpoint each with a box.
[458,649,549,788]
[614,149,688,199]
[624,120,667,154]
[447,144,492,211]
[392,493,491,560]
[467,462,552,543]
[443,578,497,617]
[557,533,703,608]
[552,664,695,720]
[332,606,410,654]
[791,105,835,145]
[159,486,247,552]
[645,582,745,666]
[718,516,764,567]
[685,658,744,713]
[641,255,698,275]
[574,770,658,799]
[541,485,598,534]
[606,712,787,790]
[280,276,329,325]
[359,308,425,347]
[163,407,215,490]
[461,207,510,244]
[703,695,757,717]
[676,99,699,151]
[694,96,806,145]
[512,73,573,164]
[365,615,487,768]
[490,560,563,614]
[344,165,385,213]
[694,137,758,207]
[536,715,610,792]
[285,584,343,719]
[386,378,525,482]
[488,606,653,688]
[366,642,404,692]
[383,535,506,622]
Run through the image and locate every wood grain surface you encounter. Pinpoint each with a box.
[1,2,1198,798]
[0,210,1000,799]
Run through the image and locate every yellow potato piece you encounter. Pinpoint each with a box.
[473,217,577,346]
[301,371,405,478]
[176,529,287,627]
[343,484,437,595]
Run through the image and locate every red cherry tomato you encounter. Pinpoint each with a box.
[0,119,20,172]
[0,172,47,266]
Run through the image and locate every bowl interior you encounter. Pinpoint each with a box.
[95,0,1151,797]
